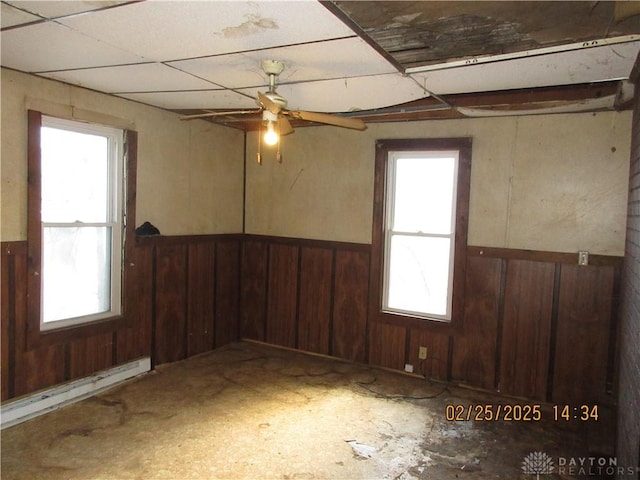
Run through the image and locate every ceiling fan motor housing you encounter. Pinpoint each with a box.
[264,91,287,109]
[261,60,285,76]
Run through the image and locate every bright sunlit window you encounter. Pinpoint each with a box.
[40,116,124,330]
[383,151,459,321]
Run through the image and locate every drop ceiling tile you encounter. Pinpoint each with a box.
[4,1,130,19]
[40,63,220,93]
[59,1,356,62]
[1,2,41,28]
[410,41,640,95]
[169,37,396,88]
[117,89,258,110]
[239,73,429,112]
[0,21,146,72]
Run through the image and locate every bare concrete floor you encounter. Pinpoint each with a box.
[2,342,609,479]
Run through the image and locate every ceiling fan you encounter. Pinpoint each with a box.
[180,60,366,163]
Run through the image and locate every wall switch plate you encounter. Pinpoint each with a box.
[578,251,589,266]
[418,346,428,360]
[404,364,414,373]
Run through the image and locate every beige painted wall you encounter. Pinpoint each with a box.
[245,111,631,255]
[1,68,245,241]
[3,67,630,256]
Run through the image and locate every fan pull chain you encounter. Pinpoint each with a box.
[256,124,262,165]
[276,129,282,164]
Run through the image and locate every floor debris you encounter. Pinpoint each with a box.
[346,440,377,459]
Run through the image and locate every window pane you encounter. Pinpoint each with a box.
[392,156,456,234]
[42,226,112,322]
[386,235,451,317]
[41,127,109,223]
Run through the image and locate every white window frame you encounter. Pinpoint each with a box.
[40,116,124,331]
[382,150,460,322]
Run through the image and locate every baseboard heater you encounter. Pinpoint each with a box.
[1,357,151,429]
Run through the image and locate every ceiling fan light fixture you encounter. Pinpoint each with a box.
[262,109,280,146]
[264,120,279,146]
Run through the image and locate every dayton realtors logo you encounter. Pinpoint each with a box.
[522,451,640,478]
[557,456,640,477]
[522,451,554,479]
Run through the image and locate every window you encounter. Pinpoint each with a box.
[371,139,471,327]
[39,117,124,330]
[27,111,136,339]
[384,151,459,320]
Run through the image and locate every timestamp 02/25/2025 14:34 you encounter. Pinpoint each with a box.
[444,403,599,422]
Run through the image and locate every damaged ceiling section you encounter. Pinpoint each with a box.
[320,0,640,123]
[330,1,640,68]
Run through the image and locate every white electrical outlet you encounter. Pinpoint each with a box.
[418,346,428,360]
[578,251,589,266]
[404,364,414,373]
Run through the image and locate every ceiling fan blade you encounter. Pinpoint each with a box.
[289,110,366,130]
[257,91,281,115]
[180,109,260,120]
[278,116,294,136]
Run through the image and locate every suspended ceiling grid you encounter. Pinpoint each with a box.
[1,0,640,127]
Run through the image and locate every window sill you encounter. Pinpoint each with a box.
[371,310,462,335]
[26,315,129,350]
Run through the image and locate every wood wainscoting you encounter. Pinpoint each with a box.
[1,235,241,402]
[240,235,370,363]
[240,236,621,406]
[2,234,620,406]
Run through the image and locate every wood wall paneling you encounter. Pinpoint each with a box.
[14,344,66,398]
[187,242,216,356]
[553,264,615,404]
[1,234,623,409]
[68,333,114,380]
[500,260,554,400]
[2,248,15,400]
[116,244,153,364]
[408,330,451,381]
[215,240,240,348]
[265,244,299,348]
[240,240,268,341]
[297,247,333,355]
[332,250,370,362]
[369,322,406,371]
[3,243,68,397]
[452,255,502,390]
[154,244,188,364]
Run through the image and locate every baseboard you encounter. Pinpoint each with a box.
[1,357,151,429]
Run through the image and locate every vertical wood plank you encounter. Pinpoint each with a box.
[265,243,299,348]
[332,249,369,362]
[215,239,240,348]
[1,309,9,399]
[369,322,406,371]
[11,246,67,396]
[408,330,450,380]
[14,346,66,397]
[1,248,15,400]
[240,240,268,341]
[298,247,333,355]
[68,333,114,380]
[117,244,153,363]
[553,265,615,404]
[452,255,501,390]
[187,242,215,356]
[500,260,554,400]
[154,244,187,364]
